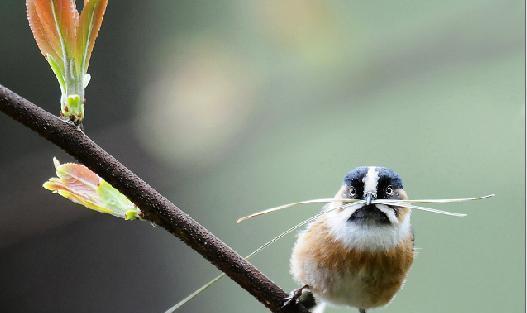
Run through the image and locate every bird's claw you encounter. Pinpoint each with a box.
[282,285,316,311]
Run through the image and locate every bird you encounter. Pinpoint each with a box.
[166,165,491,312]
[289,166,414,313]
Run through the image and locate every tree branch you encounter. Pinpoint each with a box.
[0,84,307,313]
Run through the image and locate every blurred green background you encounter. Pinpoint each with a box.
[0,0,524,313]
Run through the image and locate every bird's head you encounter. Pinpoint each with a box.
[325,166,412,250]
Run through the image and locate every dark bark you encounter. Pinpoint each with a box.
[0,84,307,313]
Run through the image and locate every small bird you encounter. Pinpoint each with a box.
[165,165,491,313]
[289,166,414,313]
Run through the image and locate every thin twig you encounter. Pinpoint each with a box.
[0,83,307,313]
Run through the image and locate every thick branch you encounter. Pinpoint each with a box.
[0,84,306,313]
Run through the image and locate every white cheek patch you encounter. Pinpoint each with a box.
[362,166,379,194]
[375,204,399,224]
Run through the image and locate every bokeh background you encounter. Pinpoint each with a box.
[0,1,524,313]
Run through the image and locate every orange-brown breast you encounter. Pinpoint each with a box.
[291,219,414,308]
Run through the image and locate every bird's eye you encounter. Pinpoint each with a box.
[385,186,394,195]
[348,186,356,197]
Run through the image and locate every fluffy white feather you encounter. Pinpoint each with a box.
[325,203,412,251]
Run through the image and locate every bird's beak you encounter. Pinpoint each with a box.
[364,192,376,206]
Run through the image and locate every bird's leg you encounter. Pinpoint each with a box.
[282,285,317,310]
[359,309,367,313]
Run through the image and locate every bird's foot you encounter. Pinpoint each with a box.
[282,285,316,311]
